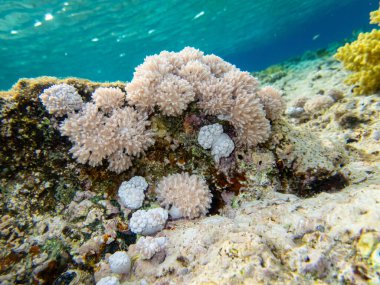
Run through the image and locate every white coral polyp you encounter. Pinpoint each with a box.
[156,173,212,219]
[211,133,235,163]
[118,176,148,209]
[129,208,168,235]
[197,123,224,149]
[136,236,167,260]
[109,251,131,274]
[198,124,235,163]
[39,84,83,117]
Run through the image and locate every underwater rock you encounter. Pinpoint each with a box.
[53,269,93,285]
[129,181,380,284]
[271,120,348,196]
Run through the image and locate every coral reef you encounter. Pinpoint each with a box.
[1,46,376,284]
[156,172,212,219]
[92,87,125,113]
[257,86,286,120]
[334,5,380,95]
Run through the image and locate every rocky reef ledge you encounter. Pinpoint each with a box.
[0,49,379,284]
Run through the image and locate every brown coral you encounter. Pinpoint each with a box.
[156,172,212,219]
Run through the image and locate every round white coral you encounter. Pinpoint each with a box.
[118,176,148,209]
[156,173,212,219]
[129,208,168,235]
[197,123,224,149]
[39,84,83,117]
[211,133,235,163]
[108,251,131,274]
[136,236,167,260]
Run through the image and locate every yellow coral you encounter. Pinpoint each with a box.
[334,6,380,95]
[370,6,380,25]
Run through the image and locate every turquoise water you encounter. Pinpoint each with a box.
[0,0,374,90]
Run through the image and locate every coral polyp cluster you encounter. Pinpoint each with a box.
[46,86,155,173]
[39,83,83,116]
[156,172,212,219]
[127,47,285,146]
[334,5,380,95]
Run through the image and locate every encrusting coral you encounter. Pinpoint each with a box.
[126,47,284,147]
[155,172,212,219]
[334,5,380,95]
[135,236,167,260]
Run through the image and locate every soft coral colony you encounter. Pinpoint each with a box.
[39,47,285,173]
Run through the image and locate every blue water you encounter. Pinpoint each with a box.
[0,0,375,90]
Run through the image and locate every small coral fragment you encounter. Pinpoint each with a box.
[211,133,235,163]
[96,276,120,285]
[304,95,335,115]
[198,123,224,149]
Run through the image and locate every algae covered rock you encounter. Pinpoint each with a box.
[271,120,348,196]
